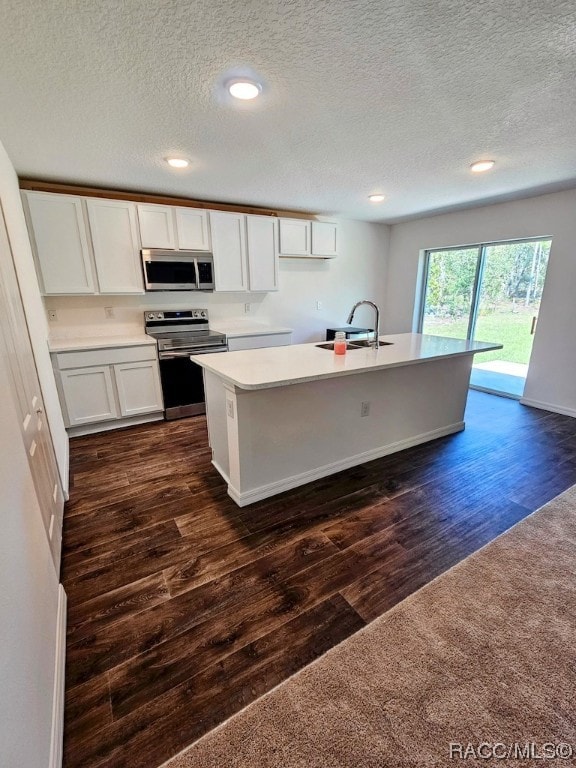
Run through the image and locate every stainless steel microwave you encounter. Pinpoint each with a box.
[141,249,215,291]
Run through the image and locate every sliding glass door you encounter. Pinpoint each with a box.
[420,238,551,398]
[420,246,481,340]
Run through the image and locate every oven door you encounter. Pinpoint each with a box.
[158,346,228,419]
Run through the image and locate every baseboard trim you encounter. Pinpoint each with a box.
[67,412,163,437]
[520,397,576,419]
[211,458,231,486]
[49,585,67,768]
[227,422,465,507]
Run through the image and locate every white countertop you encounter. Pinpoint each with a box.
[48,334,156,352]
[192,333,502,390]
[210,320,293,338]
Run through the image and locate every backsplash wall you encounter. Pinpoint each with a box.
[45,218,390,343]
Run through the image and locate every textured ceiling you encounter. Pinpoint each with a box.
[0,0,575,222]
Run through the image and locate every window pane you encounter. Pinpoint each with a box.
[421,248,479,338]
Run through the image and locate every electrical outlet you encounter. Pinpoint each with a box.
[361,401,370,417]
[244,303,251,314]
[104,306,115,319]
[47,309,58,322]
[226,399,235,418]
[316,301,323,311]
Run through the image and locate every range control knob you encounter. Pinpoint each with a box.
[147,313,155,320]
[200,311,207,318]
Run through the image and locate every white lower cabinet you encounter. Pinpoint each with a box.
[60,365,119,426]
[115,360,163,417]
[54,344,163,431]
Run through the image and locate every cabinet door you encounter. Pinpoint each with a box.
[175,208,211,250]
[311,220,338,257]
[246,215,278,292]
[278,218,311,256]
[211,211,248,292]
[86,198,144,293]
[23,192,95,294]
[137,204,176,249]
[60,366,118,426]
[114,360,163,416]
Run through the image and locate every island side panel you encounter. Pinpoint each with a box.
[204,370,231,481]
[226,354,473,505]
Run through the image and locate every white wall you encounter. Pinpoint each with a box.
[0,324,60,767]
[45,217,390,342]
[384,188,576,416]
[0,140,68,485]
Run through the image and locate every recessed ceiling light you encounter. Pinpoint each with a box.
[227,79,262,100]
[470,160,495,173]
[368,194,385,203]
[165,157,189,168]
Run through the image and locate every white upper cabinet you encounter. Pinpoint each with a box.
[137,204,177,249]
[23,192,95,294]
[211,211,248,292]
[23,190,284,294]
[311,220,338,257]
[246,215,278,292]
[138,204,210,250]
[175,208,211,250]
[278,218,311,256]
[278,217,338,258]
[86,198,144,293]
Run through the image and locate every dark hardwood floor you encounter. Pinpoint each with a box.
[61,391,576,768]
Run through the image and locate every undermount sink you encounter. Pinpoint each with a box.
[316,342,361,351]
[316,340,393,351]
[349,339,393,348]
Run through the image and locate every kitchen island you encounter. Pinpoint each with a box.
[192,333,501,506]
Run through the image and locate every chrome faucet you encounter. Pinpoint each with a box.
[347,300,381,348]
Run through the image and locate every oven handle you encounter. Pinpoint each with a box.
[159,345,228,359]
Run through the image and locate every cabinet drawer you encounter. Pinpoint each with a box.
[55,344,157,370]
[227,333,292,352]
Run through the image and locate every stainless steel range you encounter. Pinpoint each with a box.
[145,308,227,420]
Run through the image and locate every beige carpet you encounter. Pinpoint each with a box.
[163,486,576,768]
